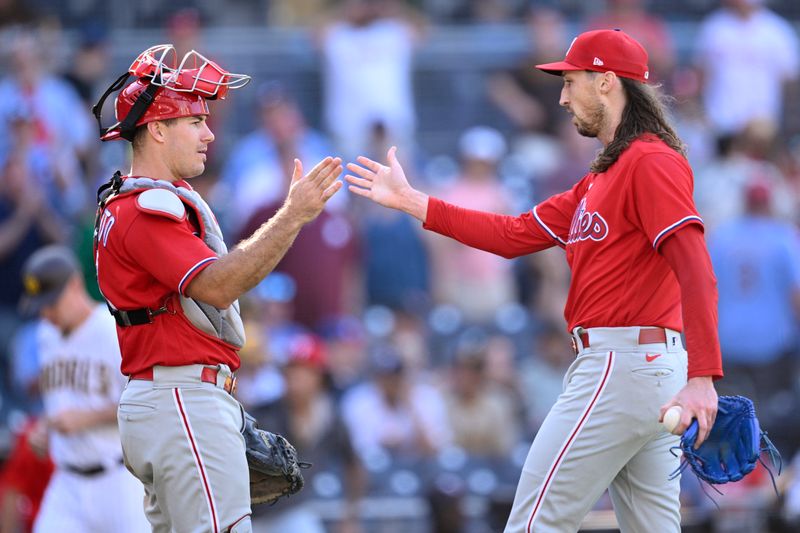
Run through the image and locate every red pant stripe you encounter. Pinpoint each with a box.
[527,351,615,532]
[173,388,219,533]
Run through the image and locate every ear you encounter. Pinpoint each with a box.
[596,71,617,95]
[146,121,168,144]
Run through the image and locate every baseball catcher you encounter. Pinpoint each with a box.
[672,395,781,490]
[92,43,341,531]
[241,412,308,506]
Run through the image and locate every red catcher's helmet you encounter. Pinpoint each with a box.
[94,44,250,142]
[101,80,209,141]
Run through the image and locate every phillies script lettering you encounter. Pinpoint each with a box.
[568,198,609,244]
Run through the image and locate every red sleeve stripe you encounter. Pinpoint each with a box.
[178,257,218,295]
[532,206,567,247]
[652,216,703,249]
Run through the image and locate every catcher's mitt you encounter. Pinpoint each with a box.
[671,395,781,490]
[241,411,309,506]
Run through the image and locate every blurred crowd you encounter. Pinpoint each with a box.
[2,0,800,531]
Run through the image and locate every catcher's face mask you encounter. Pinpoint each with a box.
[93,44,250,142]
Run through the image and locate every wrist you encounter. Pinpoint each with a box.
[402,188,429,222]
[278,202,311,228]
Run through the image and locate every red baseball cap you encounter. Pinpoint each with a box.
[536,29,650,83]
[285,332,327,371]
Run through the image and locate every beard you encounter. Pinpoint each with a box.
[571,99,606,138]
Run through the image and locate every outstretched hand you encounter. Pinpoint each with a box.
[345,147,429,221]
[285,156,343,224]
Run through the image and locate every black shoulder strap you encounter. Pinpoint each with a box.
[93,171,124,253]
[96,170,124,207]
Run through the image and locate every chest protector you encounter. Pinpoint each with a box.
[96,174,245,349]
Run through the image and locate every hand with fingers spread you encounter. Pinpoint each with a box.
[345,146,429,221]
[285,156,344,224]
[659,376,718,447]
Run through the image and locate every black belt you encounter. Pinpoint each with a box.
[108,302,169,327]
[64,457,124,477]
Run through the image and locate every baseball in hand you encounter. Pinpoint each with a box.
[662,406,682,434]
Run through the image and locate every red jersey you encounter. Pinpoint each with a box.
[424,135,702,332]
[95,177,239,375]
[0,420,55,532]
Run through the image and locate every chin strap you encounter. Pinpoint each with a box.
[92,72,162,142]
[91,73,129,139]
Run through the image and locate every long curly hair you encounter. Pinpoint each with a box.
[590,77,686,173]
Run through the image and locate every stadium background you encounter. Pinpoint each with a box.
[1,0,800,531]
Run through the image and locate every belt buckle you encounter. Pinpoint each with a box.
[223,375,237,395]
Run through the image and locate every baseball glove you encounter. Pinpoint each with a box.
[241,411,309,506]
[672,395,781,489]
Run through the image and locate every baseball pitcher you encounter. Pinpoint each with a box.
[346,29,722,533]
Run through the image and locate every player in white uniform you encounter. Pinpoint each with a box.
[19,245,150,533]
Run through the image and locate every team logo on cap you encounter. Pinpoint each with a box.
[24,274,40,295]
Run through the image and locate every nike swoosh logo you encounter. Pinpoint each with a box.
[645,353,662,362]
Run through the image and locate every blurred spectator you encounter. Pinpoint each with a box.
[483,331,527,416]
[166,8,203,58]
[0,29,93,186]
[357,123,432,313]
[443,332,521,457]
[5,319,54,415]
[318,314,369,394]
[341,343,451,460]
[449,0,523,23]
[515,247,570,328]
[585,0,676,84]
[694,0,800,147]
[229,85,358,332]
[18,245,149,532]
[234,273,307,408]
[781,452,800,528]
[694,119,796,233]
[709,178,800,454]
[60,23,109,106]
[0,418,54,533]
[388,308,432,374]
[0,152,66,367]
[236,152,361,329]
[670,67,716,169]
[316,0,425,159]
[519,321,573,434]
[59,22,119,204]
[250,332,365,533]
[429,126,516,320]
[360,200,431,311]
[0,0,37,29]
[268,0,330,26]
[217,81,335,236]
[487,7,568,136]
